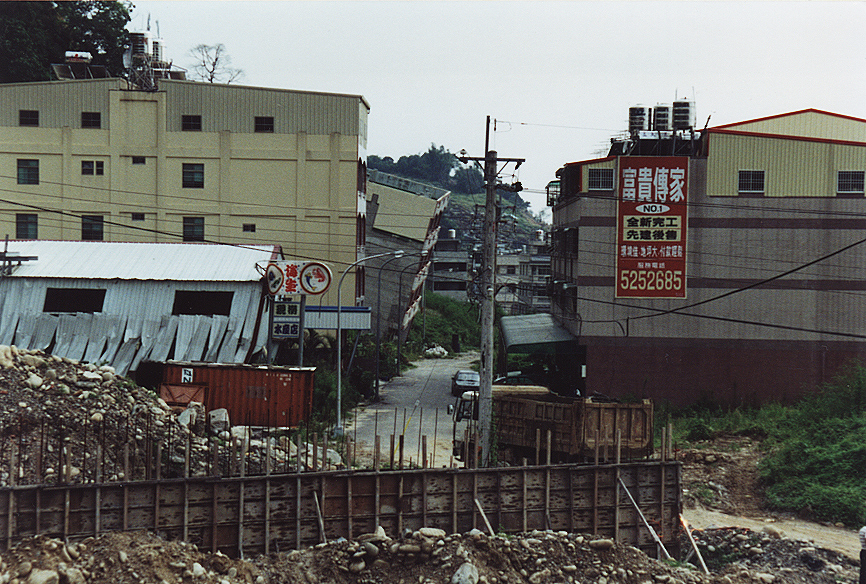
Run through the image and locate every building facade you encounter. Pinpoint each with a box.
[0,78,370,310]
[0,240,280,376]
[365,169,449,341]
[550,109,866,408]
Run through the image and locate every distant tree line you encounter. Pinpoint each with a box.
[368,144,485,195]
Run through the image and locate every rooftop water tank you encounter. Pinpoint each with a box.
[653,104,672,131]
[629,105,651,135]
[673,100,696,130]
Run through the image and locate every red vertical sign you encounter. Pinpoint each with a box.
[616,156,688,298]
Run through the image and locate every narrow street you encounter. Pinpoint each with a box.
[345,351,479,468]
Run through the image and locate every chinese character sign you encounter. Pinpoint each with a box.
[266,261,332,296]
[616,157,688,298]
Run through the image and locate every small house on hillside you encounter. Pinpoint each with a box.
[0,240,281,375]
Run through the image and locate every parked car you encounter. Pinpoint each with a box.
[493,371,545,386]
[451,369,480,397]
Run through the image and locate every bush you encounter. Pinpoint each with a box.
[670,360,866,526]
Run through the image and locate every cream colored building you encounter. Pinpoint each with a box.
[0,77,370,309]
[551,108,866,407]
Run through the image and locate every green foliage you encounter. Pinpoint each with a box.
[309,363,359,433]
[0,1,131,83]
[669,360,866,526]
[402,291,481,357]
[368,144,483,194]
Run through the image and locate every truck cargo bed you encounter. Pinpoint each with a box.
[494,394,653,462]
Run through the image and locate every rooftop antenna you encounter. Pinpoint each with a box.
[147,14,151,31]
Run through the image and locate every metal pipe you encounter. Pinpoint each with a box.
[375,253,409,401]
[335,250,403,436]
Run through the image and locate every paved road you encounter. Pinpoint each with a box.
[345,351,479,468]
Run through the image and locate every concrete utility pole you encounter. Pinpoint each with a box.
[460,116,523,467]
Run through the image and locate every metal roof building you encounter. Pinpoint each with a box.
[0,240,280,375]
[550,108,866,408]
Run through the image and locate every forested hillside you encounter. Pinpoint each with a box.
[369,145,545,248]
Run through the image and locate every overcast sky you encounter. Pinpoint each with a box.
[128,1,866,217]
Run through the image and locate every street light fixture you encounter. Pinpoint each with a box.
[335,249,404,436]
[375,252,413,401]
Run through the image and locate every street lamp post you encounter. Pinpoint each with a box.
[335,249,403,436]
[376,253,410,401]
[396,259,425,376]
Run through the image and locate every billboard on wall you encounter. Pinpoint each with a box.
[615,156,688,298]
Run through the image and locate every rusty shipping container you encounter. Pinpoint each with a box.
[160,361,315,428]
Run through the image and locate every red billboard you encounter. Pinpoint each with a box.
[615,156,688,298]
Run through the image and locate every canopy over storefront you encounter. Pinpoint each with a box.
[499,313,578,354]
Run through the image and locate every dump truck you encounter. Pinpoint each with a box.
[451,385,653,465]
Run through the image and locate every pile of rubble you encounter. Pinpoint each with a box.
[0,346,342,486]
[0,525,860,584]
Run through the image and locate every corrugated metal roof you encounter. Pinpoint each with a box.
[500,314,578,354]
[3,241,280,281]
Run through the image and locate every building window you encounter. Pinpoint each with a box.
[588,168,614,191]
[81,160,104,175]
[19,110,39,126]
[183,216,205,241]
[81,215,104,241]
[242,223,256,232]
[131,212,145,221]
[506,266,516,275]
[131,156,146,165]
[44,288,106,313]
[182,163,204,188]
[16,214,37,239]
[172,290,233,316]
[738,170,765,194]
[17,159,39,185]
[254,116,274,133]
[433,281,467,292]
[837,171,864,195]
[81,112,101,128]
[182,115,202,131]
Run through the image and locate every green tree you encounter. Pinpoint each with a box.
[369,144,484,195]
[0,1,131,84]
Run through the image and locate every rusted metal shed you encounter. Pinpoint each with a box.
[161,361,315,428]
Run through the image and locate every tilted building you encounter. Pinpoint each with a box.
[550,108,866,407]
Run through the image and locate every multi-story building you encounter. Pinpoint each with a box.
[429,230,471,301]
[515,232,551,314]
[550,108,866,408]
[365,169,449,341]
[0,77,370,311]
[494,252,521,314]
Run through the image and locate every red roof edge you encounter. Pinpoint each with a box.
[560,155,617,168]
[709,108,866,131]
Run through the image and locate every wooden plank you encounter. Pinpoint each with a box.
[0,461,681,558]
[346,476,352,541]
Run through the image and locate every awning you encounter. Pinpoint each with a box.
[499,313,578,354]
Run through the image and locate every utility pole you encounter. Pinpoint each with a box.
[460,116,524,467]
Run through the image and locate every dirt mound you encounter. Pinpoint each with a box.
[680,437,765,518]
[1,525,859,584]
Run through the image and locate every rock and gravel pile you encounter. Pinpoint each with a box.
[0,524,859,584]
[0,346,343,486]
[0,346,860,583]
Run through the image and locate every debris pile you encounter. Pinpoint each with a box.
[0,346,343,487]
[1,525,859,584]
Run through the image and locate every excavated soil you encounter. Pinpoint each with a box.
[0,347,862,584]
